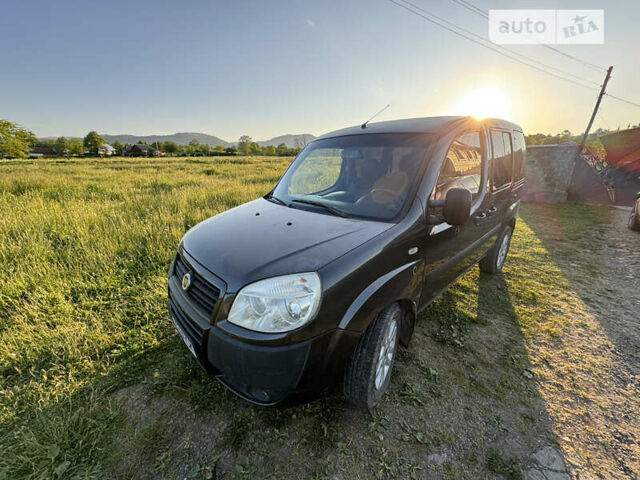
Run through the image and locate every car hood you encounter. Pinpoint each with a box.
[182,198,392,291]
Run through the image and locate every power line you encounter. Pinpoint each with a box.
[388,0,640,111]
[449,0,486,18]
[596,99,612,130]
[400,0,601,88]
[449,0,640,109]
[387,0,599,91]
[606,93,640,109]
[448,0,607,73]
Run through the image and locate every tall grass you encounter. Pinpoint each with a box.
[0,156,291,479]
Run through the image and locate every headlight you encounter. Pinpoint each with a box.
[227,273,321,333]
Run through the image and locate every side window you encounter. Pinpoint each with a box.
[491,130,513,189]
[288,149,342,195]
[431,131,482,202]
[512,131,526,181]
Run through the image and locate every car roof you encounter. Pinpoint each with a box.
[315,116,523,141]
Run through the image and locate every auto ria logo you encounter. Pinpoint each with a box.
[489,10,604,44]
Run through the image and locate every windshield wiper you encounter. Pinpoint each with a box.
[264,193,287,206]
[290,199,347,217]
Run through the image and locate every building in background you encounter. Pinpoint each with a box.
[124,143,158,157]
[28,145,57,158]
[100,143,115,156]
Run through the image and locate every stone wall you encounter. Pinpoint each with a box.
[523,143,611,204]
[523,144,578,203]
[567,157,612,204]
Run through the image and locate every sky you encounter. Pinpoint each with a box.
[1,0,639,141]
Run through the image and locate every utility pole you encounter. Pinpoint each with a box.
[578,66,613,154]
[571,66,614,203]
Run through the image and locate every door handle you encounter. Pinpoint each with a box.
[473,212,487,225]
[486,206,498,216]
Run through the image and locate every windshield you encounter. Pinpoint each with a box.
[271,133,433,221]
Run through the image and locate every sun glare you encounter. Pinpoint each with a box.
[452,87,512,120]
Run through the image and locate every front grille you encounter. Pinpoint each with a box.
[173,253,221,316]
[169,290,205,350]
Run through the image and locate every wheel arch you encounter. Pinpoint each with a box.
[338,261,421,347]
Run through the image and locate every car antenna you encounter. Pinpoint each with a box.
[361,104,390,129]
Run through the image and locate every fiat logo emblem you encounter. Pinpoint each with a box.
[181,272,191,291]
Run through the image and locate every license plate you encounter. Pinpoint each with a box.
[174,320,197,358]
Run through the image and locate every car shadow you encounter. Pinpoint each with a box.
[517,202,640,478]
[520,203,640,374]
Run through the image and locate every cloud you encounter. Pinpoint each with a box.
[306,19,315,27]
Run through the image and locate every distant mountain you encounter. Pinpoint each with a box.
[258,134,316,148]
[40,132,316,148]
[101,132,231,147]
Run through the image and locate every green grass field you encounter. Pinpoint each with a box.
[0,156,290,479]
[1,157,638,479]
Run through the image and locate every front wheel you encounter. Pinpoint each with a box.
[343,303,402,409]
[480,225,513,274]
[628,211,640,231]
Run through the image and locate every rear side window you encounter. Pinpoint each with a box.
[491,130,513,189]
[512,131,526,181]
[431,131,483,202]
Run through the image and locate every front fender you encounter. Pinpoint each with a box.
[338,260,422,345]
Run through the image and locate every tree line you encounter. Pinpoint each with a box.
[523,127,639,157]
[4,118,638,160]
[39,132,304,157]
[0,123,114,157]
[524,128,614,146]
[0,120,305,158]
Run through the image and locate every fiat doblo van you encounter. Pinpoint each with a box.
[168,116,526,408]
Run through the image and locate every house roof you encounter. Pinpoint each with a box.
[315,116,523,141]
[125,143,154,152]
[31,146,56,155]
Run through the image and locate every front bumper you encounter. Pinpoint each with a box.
[168,255,359,405]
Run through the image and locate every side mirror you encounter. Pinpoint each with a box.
[443,188,472,226]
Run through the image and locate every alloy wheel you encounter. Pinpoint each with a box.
[374,317,398,390]
[497,230,511,270]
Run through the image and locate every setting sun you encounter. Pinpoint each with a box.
[452,86,512,120]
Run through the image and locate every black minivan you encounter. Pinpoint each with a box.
[168,116,526,408]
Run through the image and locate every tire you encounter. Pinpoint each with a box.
[628,212,640,231]
[480,225,513,274]
[343,303,402,410]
